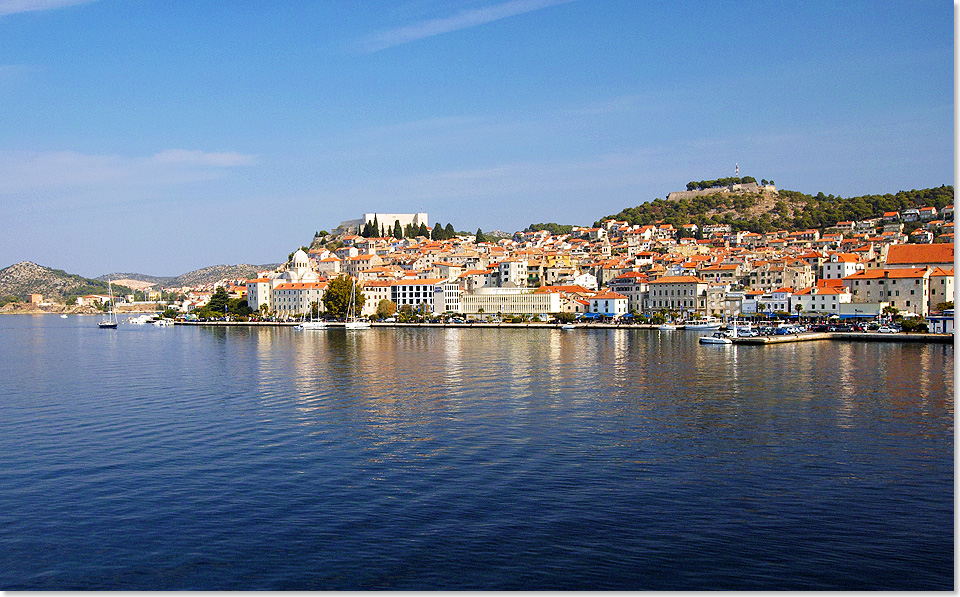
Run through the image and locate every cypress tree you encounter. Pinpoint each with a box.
[444,223,455,239]
[372,215,379,237]
[394,221,402,238]
[418,223,429,238]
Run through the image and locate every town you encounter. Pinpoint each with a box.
[68,183,955,334]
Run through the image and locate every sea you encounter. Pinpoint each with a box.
[0,314,953,590]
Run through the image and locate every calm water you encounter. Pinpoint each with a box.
[0,315,953,590]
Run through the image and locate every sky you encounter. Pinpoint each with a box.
[0,0,953,277]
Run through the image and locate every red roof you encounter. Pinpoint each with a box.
[885,243,954,265]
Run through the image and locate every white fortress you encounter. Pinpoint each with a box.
[336,212,429,235]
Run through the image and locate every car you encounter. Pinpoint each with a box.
[877,326,898,333]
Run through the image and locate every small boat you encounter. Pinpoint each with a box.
[60,314,68,319]
[699,331,732,345]
[561,323,578,330]
[98,280,119,329]
[152,318,174,326]
[658,323,678,331]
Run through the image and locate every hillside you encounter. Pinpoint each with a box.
[0,262,133,304]
[97,263,280,288]
[594,185,953,233]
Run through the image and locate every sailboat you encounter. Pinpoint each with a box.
[98,280,119,329]
[344,278,370,330]
[295,308,327,330]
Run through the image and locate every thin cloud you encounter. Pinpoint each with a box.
[0,149,255,192]
[152,149,255,167]
[357,0,576,53]
[0,0,97,16]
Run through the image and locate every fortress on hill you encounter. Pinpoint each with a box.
[666,181,777,202]
[336,212,429,235]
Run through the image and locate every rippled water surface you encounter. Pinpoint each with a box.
[0,315,953,589]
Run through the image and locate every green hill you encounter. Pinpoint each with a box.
[0,262,133,306]
[594,185,953,234]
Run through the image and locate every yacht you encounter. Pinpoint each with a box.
[684,317,722,331]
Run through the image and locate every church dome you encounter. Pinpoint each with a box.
[291,249,309,268]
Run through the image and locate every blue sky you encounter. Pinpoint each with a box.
[0,0,953,277]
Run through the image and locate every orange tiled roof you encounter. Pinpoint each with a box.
[885,243,954,265]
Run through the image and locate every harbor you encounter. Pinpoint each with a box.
[170,319,954,343]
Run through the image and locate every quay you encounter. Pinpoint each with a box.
[173,320,953,343]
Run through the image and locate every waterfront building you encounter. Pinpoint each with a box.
[272,282,328,317]
[588,291,628,317]
[791,285,853,317]
[646,275,707,316]
[461,287,562,317]
[390,279,463,315]
[842,267,955,316]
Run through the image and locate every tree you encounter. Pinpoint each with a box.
[418,222,429,238]
[432,222,442,240]
[376,299,397,319]
[393,220,402,239]
[207,287,230,314]
[372,215,379,238]
[228,297,253,317]
[444,223,455,238]
[322,275,364,318]
[476,228,487,243]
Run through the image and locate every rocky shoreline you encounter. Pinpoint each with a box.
[0,303,162,315]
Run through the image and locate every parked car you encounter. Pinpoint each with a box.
[877,326,898,333]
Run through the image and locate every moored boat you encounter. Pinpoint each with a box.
[344,279,370,329]
[684,317,722,331]
[98,281,119,329]
[699,331,732,344]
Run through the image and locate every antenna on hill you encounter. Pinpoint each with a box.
[735,163,739,177]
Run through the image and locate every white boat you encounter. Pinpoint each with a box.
[60,314,68,319]
[295,311,327,330]
[561,323,578,330]
[344,279,370,330]
[658,323,678,331]
[128,314,155,325]
[98,280,119,329]
[699,331,732,345]
[152,318,174,326]
[684,317,722,330]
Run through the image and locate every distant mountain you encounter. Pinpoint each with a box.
[97,263,280,288]
[0,262,133,303]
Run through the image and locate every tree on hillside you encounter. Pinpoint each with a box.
[418,222,429,238]
[476,228,487,243]
[393,221,402,239]
[444,223,455,239]
[432,222,443,240]
[322,275,365,318]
